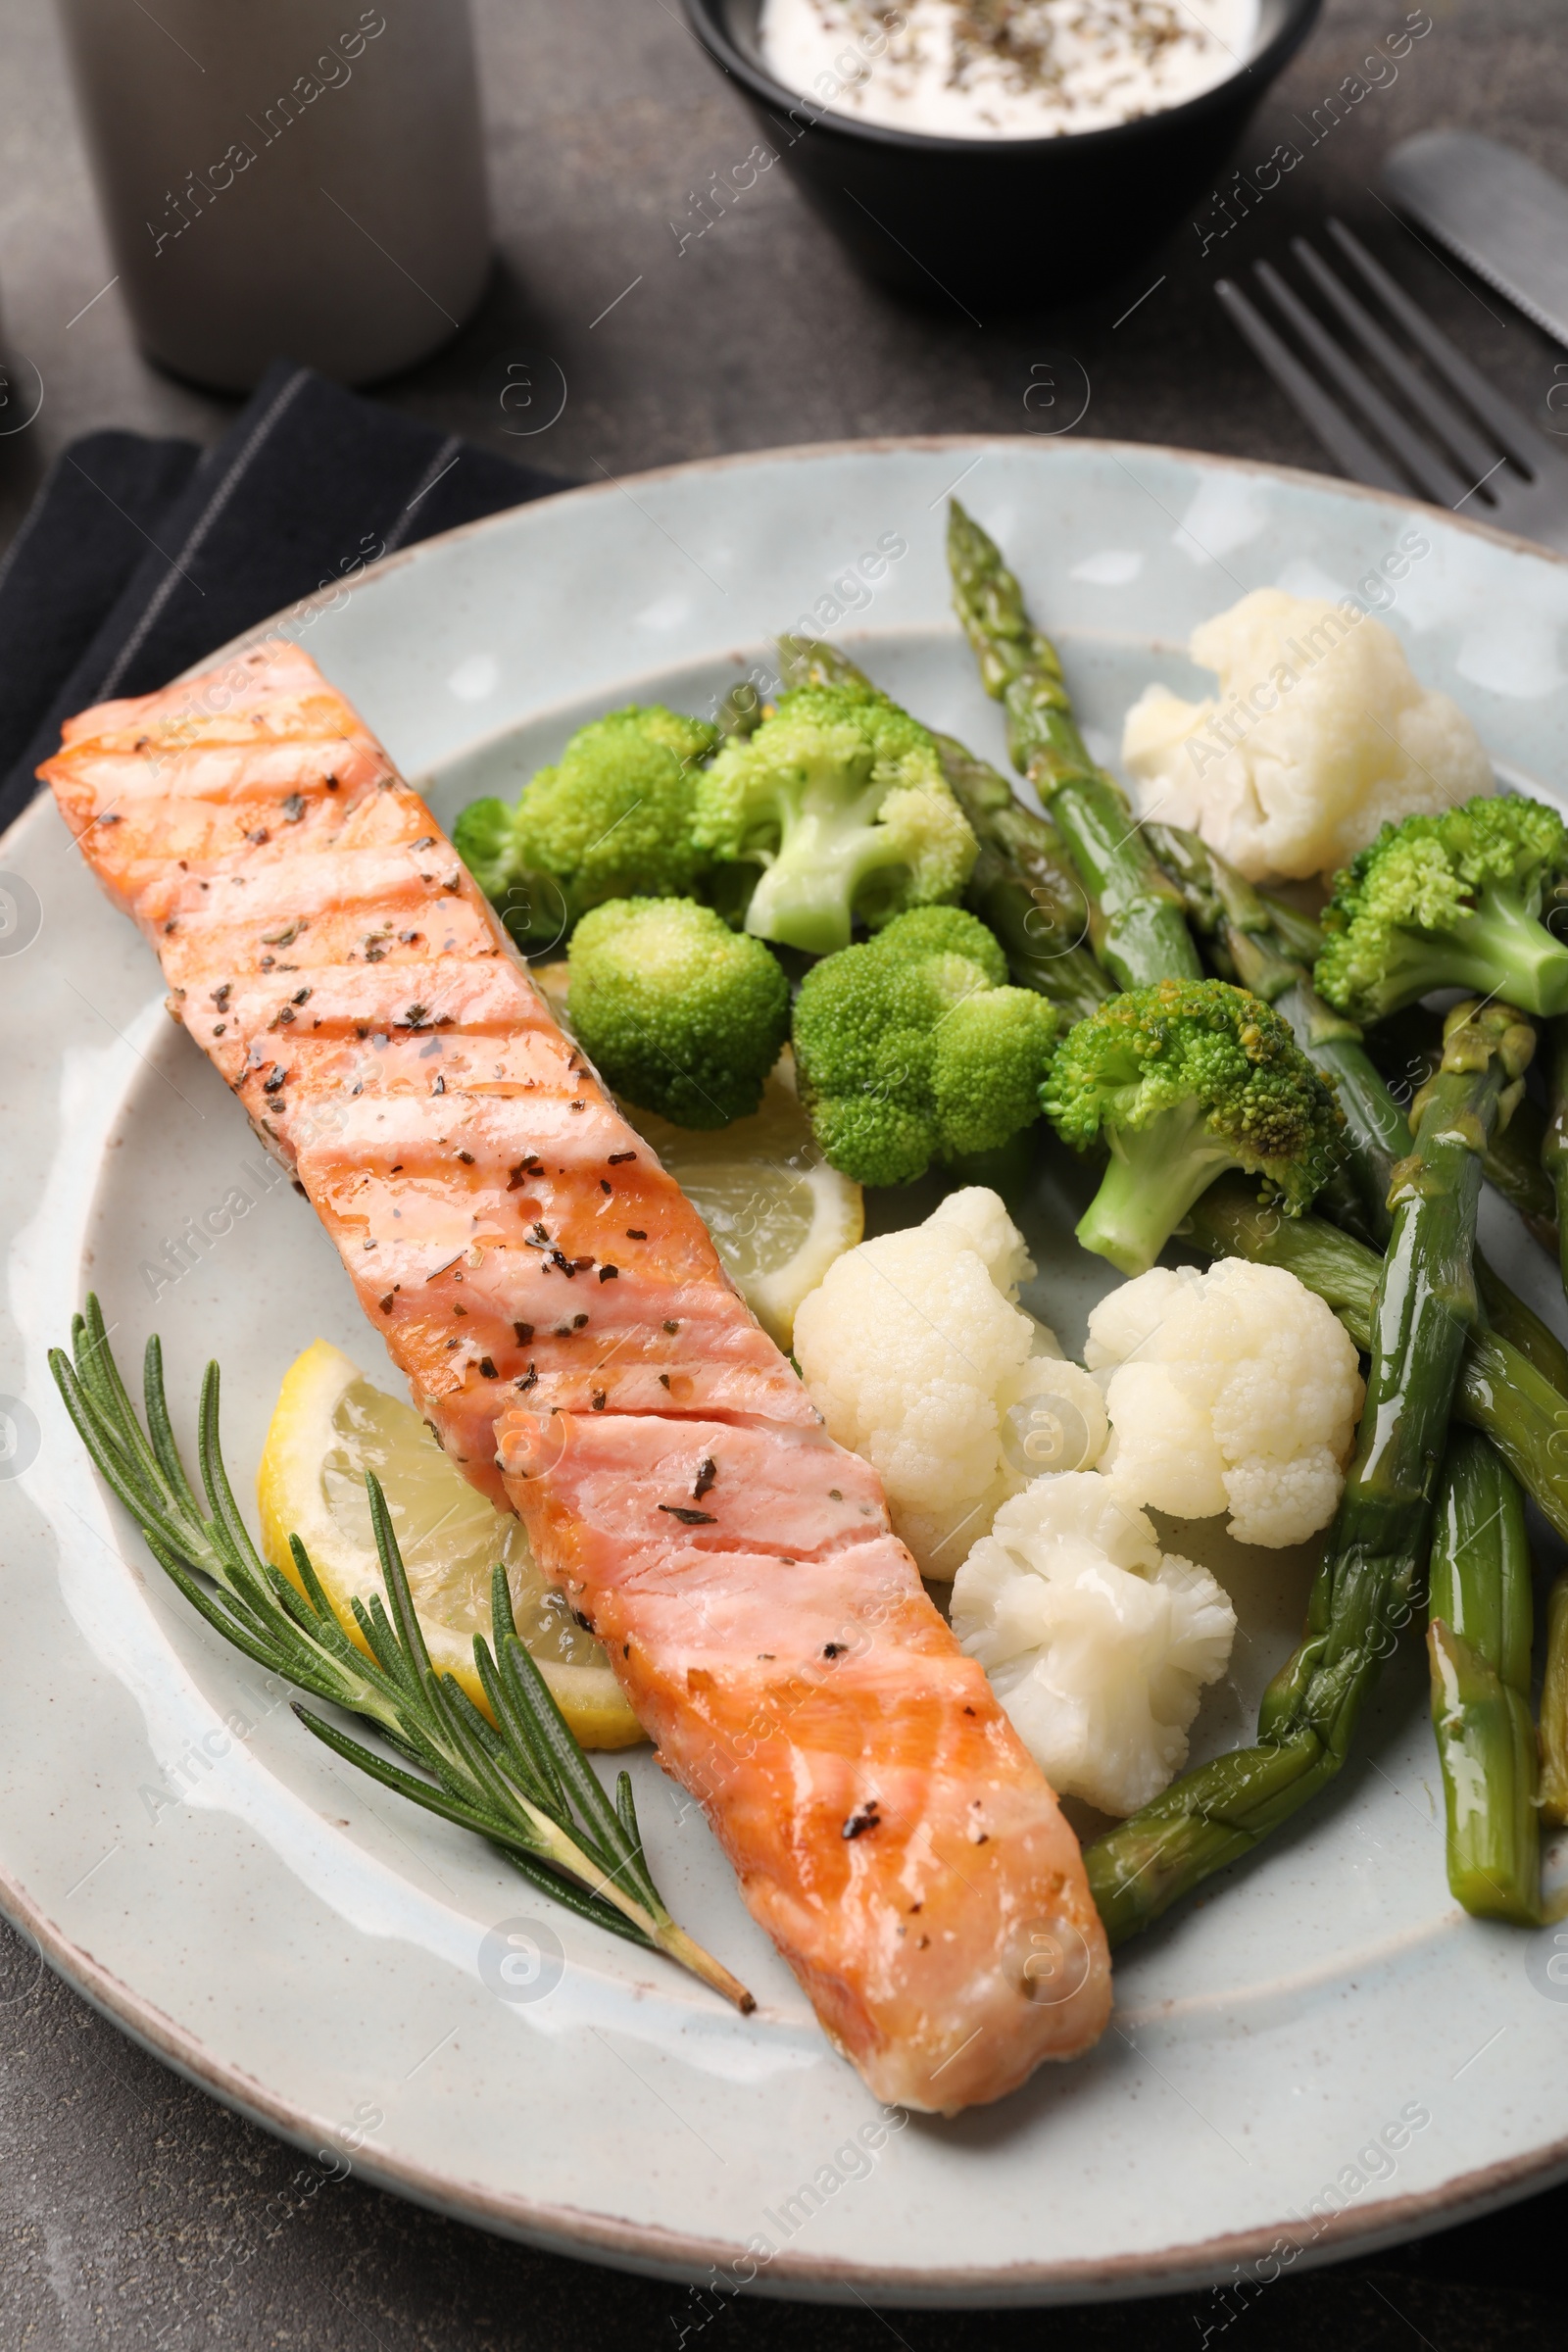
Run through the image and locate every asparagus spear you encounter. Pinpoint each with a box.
[947,501,1203,990]
[774,633,869,697]
[713,677,767,740]
[1087,1000,1536,1944]
[1142,818,1319,969]
[1539,1575,1568,1827]
[1542,1015,1568,1306]
[1152,823,1558,1234]
[1427,1432,1540,1924]
[1152,822,1568,1391]
[773,635,1113,1023]
[1472,1084,1554,1247]
[1151,827,1390,1219]
[1473,1255,1568,1400]
[933,733,1114,1023]
[1151,822,1431,1235]
[1185,1177,1568,1546]
[1368,1004,1558,1255]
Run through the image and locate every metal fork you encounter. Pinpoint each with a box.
[1215,220,1568,552]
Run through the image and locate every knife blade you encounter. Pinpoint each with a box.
[1384,130,1568,352]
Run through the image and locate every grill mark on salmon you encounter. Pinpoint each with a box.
[44,638,1110,2109]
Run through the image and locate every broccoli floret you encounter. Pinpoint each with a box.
[792,905,1058,1185]
[566,898,790,1128]
[1044,979,1346,1277]
[454,705,717,952]
[1315,795,1568,1024]
[692,679,977,956]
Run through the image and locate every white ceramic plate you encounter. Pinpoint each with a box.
[5,436,1568,2306]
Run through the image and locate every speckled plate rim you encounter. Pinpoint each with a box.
[0,1837,1566,2306]
[4,432,1568,2305]
[195,425,1568,653]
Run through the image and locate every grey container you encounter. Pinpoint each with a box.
[55,0,491,390]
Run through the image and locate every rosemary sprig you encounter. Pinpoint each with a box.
[49,1298,754,2013]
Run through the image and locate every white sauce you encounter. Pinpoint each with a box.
[759,0,1261,141]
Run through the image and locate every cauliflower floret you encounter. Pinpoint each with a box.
[1120,588,1494,884]
[792,1187,1107,1578]
[1085,1259,1364,1547]
[926,1184,1036,1301]
[951,1475,1236,1814]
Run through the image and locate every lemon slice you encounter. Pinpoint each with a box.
[531,962,861,1349]
[634,1060,863,1349]
[257,1339,642,1749]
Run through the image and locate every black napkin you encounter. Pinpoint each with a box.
[0,359,569,833]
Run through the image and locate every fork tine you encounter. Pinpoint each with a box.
[1326,219,1547,477]
[1290,237,1500,485]
[1214,278,1408,495]
[1251,260,1472,508]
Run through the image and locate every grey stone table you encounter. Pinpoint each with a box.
[2,0,1567,2341]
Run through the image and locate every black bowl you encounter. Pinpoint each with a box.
[684,0,1322,308]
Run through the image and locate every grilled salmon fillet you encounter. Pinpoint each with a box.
[44,638,1110,2110]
